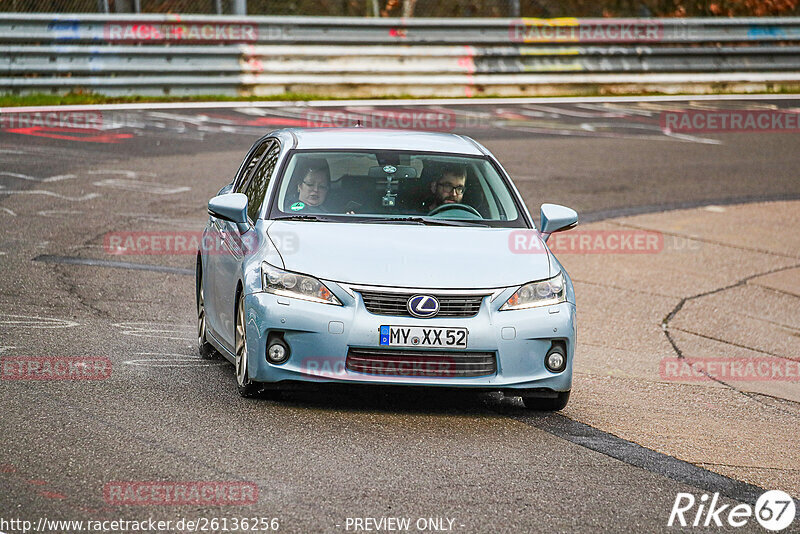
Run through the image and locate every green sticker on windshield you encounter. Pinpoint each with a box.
[290,202,305,211]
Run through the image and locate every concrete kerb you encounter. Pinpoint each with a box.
[560,199,800,497]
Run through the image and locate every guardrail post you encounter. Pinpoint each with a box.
[508,0,520,17]
[114,0,133,12]
[232,0,247,15]
[97,0,110,13]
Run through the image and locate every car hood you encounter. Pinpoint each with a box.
[266,221,552,288]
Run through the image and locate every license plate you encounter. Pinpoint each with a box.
[379,326,468,349]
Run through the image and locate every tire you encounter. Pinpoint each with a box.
[197,270,219,360]
[522,391,570,411]
[235,293,261,398]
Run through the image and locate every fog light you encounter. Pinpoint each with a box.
[544,343,567,373]
[266,335,290,365]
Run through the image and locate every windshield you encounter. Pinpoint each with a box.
[267,150,528,227]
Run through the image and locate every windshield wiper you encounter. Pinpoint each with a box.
[272,215,338,222]
[357,216,489,227]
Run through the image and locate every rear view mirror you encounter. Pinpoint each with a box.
[540,203,578,241]
[368,165,417,179]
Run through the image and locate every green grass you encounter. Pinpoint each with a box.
[2,87,800,107]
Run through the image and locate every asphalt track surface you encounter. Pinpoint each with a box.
[1,98,799,533]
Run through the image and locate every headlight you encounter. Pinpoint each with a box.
[262,262,342,306]
[500,272,566,311]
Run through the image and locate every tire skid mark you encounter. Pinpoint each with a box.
[510,412,767,505]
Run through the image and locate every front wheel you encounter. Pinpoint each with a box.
[522,391,570,411]
[235,294,261,398]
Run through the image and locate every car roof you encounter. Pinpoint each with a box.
[270,128,488,156]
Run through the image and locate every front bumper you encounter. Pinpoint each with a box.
[243,287,575,393]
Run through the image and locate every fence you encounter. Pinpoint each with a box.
[2,14,800,97]
[4,0,800,18]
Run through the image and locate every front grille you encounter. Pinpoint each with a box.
[358,291,485,318]
[346,348,496,378]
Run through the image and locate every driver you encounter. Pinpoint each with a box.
[290,159,331,213]
[421,163,467,213]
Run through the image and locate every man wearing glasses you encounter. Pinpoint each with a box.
[422,162,468,213]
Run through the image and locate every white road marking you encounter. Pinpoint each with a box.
[0,172,39,181]
[111,322,194,341]
[87,169,156,179]
[506,125,685,142]
[0,172,76,183]
[576,103,656,117]
[661,131,723,145]
[42,174,77,182]
[117,212,203,229]
[0,346,16,355]
[3,93,800,114]
[525,104,624,118]
[0,315,79,329]
[0,190,100,201]
[93,178,189,195]
[123,352,226,368]
[148,111,210,125]
[37,209,82,218]
[235,107,269,116]
[1,208,16,216]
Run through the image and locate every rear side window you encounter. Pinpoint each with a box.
[244,142,280,221]
[236,140,272,193]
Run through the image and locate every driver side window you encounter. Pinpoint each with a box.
[235,140,272,194]
[244,142,280,222]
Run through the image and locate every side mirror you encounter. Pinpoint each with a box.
[208,193,249,229]
[540,203,578,241]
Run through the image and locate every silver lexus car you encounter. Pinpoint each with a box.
[197,128,578,410]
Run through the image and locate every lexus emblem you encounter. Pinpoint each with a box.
[407,295,439,318]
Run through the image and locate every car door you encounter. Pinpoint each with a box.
[205,138,273,346]
[214,140,281,349]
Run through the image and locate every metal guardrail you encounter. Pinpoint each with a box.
[2,14,800,96]
[3,14,800,44]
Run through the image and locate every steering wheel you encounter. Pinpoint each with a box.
[427,203,482,218]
